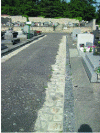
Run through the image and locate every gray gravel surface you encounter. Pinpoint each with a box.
[63,34,75,132]
[1,33,67,132]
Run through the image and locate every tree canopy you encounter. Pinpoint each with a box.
[1,0,100,22]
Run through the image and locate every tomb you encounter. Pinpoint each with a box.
[77,33,100,82]
[72,29,81,41]
[77,34,94,52]
[1,43,8,50]
[4,31,13,40]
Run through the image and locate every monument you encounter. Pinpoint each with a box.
[72,29,81,41]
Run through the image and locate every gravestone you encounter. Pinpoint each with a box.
[4,31,13,40]
[17,34,27,42]
[68,22,73,27]
[23,25,29,33]
[43,22,49,26]
[3,30,20,45]
[77,34,94,51]
[93,30,100,46]
[38,22,41,26]
[72,29,81,41]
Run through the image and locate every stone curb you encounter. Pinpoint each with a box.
[1,34,45,57]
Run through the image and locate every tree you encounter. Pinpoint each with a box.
[96,5,100,24]
[70,0,97,21]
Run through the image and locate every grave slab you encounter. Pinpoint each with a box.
[4,32,13,40]
[78,50,100,82]
[17,34,27,42]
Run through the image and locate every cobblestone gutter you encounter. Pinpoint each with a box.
[33,36,66,132]
[63,35,75,132]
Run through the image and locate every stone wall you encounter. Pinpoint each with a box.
[1,26,92,33]
[1,15,79,24]
[85,19,96,31]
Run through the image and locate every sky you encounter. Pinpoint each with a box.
[65,0,100,11]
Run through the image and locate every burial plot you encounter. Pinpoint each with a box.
[92,30,100,55]
[17,31,27,42]
[77,34,94,52]
[77,33,100,82]
[1,43,8,50]
[72,29,81,41]
[4,31,13,40]
[3,31,20,45]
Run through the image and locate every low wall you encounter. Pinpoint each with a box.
[1,26,92,33]
[1,15,79,24]
[86,19,96,31]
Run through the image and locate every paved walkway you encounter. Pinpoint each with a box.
[32,36,66,132]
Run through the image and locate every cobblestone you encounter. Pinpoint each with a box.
[34,36,66,132]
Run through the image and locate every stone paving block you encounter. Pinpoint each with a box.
[56,100,64,107]
[41,106,52,113]
[53,115,63,121]
[41,121,48,130]
[51,107,63,114]
[48,122,63,131]
[44,100,55,107]
[56,87,65,93]
[40,114,53,121]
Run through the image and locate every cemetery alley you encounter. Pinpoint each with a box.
[1,32,100,132]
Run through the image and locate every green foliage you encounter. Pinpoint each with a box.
[95,67,100,74]
[89,47,93,52]
[1,0,98,21]
[73,17,82,21]
[84,47,86,52]
[22,15,29,21]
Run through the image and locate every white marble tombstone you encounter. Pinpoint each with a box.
[4,31,13,40]
[23,25,29,33]
[77,34,94,51]
[72,29,81,41]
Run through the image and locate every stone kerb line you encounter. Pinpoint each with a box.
[33,36,66,132]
